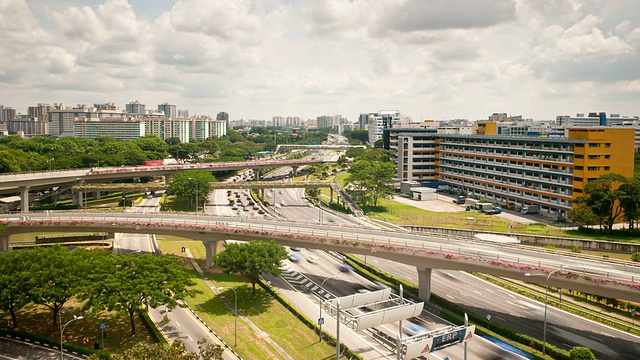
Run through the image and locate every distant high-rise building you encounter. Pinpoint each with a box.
[0,105,4,122]
[3,107,16,122]
[488,113,507,122]
[27,103,52,120]
[316,115,334,129]
[217,112,229,129]
[126,101,146,114]
[177,109,189,118]
[158,103,177,118]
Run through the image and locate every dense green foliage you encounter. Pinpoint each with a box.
[569,346,596,360]
[632,252,640,262]
[0,246,198,334]
[569,173,640,231]
[213,241,288,296]
[345,148,395,207]
[167,170,217,210]
[343,129,368,144]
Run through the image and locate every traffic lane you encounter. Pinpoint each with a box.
[0,337,83,360]
[149,304,237,360]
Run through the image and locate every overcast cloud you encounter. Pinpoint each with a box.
[1,0,639,121]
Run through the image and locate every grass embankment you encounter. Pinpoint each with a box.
[158,237,343,360]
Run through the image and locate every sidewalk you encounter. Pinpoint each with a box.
[185,248,294,360]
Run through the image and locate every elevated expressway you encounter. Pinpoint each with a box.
[1,212,638,303]
[0,159,325,212]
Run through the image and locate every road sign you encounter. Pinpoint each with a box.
[431,328,467,351]
[318,317,324,325]
[100,323,106,329]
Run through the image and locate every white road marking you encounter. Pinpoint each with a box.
[187,335,193,341]
[175,321,180,327]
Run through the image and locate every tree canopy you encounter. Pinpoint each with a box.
[345,148,396,208]
[213,240,288,296]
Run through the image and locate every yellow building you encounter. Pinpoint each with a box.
[568,127,635,197]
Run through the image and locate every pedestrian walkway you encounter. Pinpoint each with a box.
[184,248,295,360]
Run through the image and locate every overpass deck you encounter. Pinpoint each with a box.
[1,211,638,302]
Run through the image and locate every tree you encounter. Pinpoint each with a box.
[0,251,32,327]
[345,147,365,159]
[168,170,216,208]
[567,200,599,228]
[26,246,93,330]
[582,173,628,231]
[213,240,288,296]
[346,159,395,207]
[618,179,640,230]
[84,253,199,334]
[132,135,169,160]
[569,346,596,360]
[344,129,368,144]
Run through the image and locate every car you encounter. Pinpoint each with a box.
[231,205,238,210]
[357,288,370,294]
[307,255,319,264]
[258,209,265,214]
[339,264,352,273]
[288,253,300,262]
[290,247,301,251]
[280,201,286,207]
[253,205,259,210]
[402,322,428,336]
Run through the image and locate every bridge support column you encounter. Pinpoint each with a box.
[94,191,101,200]
[19,186,30,213]
[164,174,172,184]
[417,267,432,303]
[330,188,334,203]
[203,241,220,268]
[254,169,260,181]
[291,166,298,177]
[73,189,83,206]
[0,235,9,252]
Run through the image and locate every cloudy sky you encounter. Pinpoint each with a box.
[2,0,639,122]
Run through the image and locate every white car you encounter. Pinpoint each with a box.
[307,255,319,264]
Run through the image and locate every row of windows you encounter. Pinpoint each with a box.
[574,166,610,171]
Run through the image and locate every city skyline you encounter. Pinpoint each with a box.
[2,0,639,121]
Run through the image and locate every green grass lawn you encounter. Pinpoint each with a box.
[158,238,344,360]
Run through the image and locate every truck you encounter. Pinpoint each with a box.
[521,205,539,215]
[453,195,465,204]
[436,185,450,193]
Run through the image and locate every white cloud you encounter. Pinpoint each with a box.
[0,0,638,121]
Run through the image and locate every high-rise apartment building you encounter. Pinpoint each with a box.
[3,107,16,122]
[217,112,229,129]
[178,109,189,118]
[27,103,51,121]
[158,103,177,118]
[126,101,146,115]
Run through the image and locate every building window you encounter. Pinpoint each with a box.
[605,143,611,147]
[575,166,583,170]
[574,188,583,193]
[575,154,584,159]
[574,177,583,182]
[604,155,611,159]
[588,166,599,171]
[604,166,610,171]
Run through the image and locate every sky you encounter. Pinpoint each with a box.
[1,0,639,122]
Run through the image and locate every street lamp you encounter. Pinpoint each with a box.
[189,178,198,214]
[525,265,569,355]
[318,276,336,341]
[218,287,237,347]
[60,314,83,360]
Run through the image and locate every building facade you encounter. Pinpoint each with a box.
[158,103,177,118]
[385,125,635,218]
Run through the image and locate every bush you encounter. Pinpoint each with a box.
[545,245,556,250]
[570,246,581,253]
[569,346,596,360]
[632,252,640,262]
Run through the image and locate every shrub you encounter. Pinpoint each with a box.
[570,246,581,253]
[632,252,640,262]
[545,245,556,250]
[569,346,596,360]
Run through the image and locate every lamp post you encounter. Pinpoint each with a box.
[525,265,569,355]
[218,287,237,347]
[189,178,198,214]
[60,314,83,360]
[318,276,336,341]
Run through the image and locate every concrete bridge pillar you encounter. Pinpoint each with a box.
[203,241,220,268]
[164,174,172,184]
[417,267,433,303]
[19,186,30,213]
[94,191,101,200]
[254,169,260,181]
[291,166,298,177]
[0,235,9,252]
[330,188,334,203]
[73,189,83,206]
